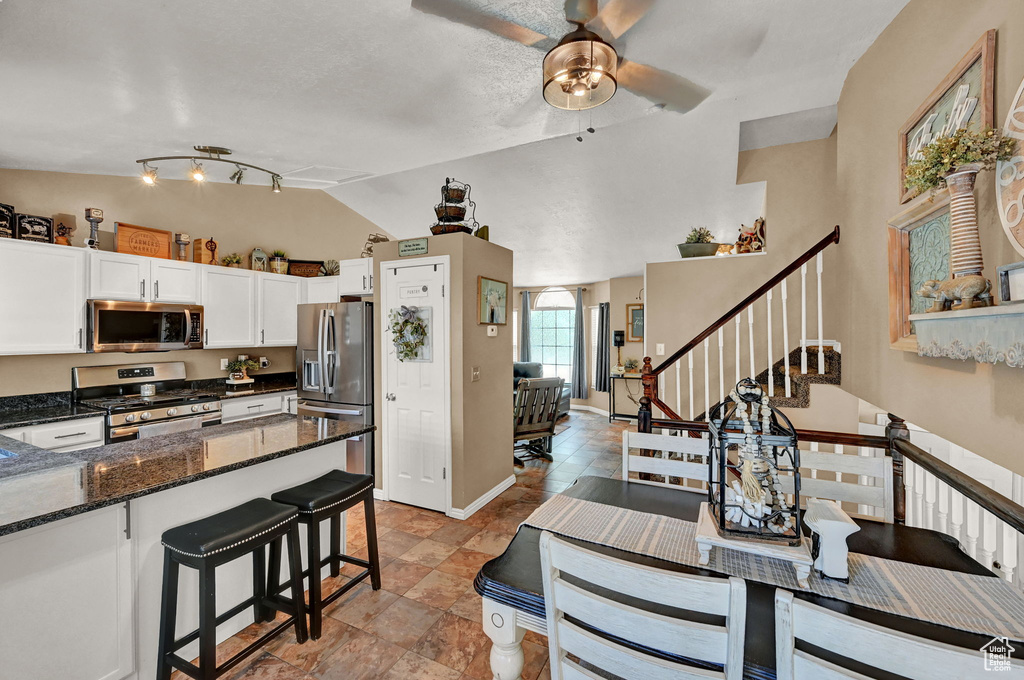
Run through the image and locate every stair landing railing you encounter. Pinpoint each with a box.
[638,226,841,432]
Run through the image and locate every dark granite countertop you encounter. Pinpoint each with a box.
[0,414,372,536]
[0,403,106,429]
[191,373,298,399]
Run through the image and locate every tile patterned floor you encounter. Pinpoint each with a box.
[174,410,631,680]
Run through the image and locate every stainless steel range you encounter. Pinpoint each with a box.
[72,362,221,444]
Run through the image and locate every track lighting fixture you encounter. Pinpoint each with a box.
[135,146,283,193]
[140,162,158,185]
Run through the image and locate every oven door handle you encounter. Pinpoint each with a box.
[110,426,139,438]
[184,309,192,346]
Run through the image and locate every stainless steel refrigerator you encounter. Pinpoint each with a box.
[296,301,374,477]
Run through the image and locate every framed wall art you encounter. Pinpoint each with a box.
[0,203,15,239]
[114,222,174,259]
[626,303,644,342]
[997,71,1024,258]
[898,30,995,204]
[15,214,54,243]
[478,276,508,325]
[887,192,952,351]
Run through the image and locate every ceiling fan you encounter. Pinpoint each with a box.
[411,0,710,114]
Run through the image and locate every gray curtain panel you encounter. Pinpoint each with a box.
[595,302,610,392]
[571,287,588,399]
[519,291,531,362]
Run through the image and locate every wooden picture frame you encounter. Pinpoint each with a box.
[897,30,995,204]
[626,303,644,342]
[15,214,54,243]
[478,276,508,325]
[114,222,174,259]
[887,192,951,351]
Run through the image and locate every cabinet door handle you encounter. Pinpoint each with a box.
[205,329,209,344]
[247,404,263,409]
[362,274,367,290]
[369,273,373,289]
[140,280,146,300]
[78,328,83,349]
[154,280,159,299]
[261,329,265,344]
[54,432,87,439]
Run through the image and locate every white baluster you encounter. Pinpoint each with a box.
[800,263,808,374]
[747,306,755,379]
[658,373,665,419]
[816,252,825,374]
[936,480,950,535]
[809,441,819,480]
[781,279,791,397]
[834,444,843,486]
[857,445,873,518]
[703,338,710,420]
[766,290,774,397]
[675,361,682,422]
[687,353,694,421]
[734,316,741,385]
[717,328,725,409]
[950,488,965,545]
[996,520,1016,584]
[979,509,997,570]
[923,472,936,531]
[965,501,979,561]
[913,463,925,528]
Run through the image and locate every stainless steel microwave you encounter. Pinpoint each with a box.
[88,300,204,352]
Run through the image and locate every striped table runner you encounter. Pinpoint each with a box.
[521,493,1024,641]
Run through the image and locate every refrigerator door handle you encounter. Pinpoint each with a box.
[318,308,328,395]
[325,309,337,396]
[300,404,363,417]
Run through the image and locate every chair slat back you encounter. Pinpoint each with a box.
[622,430,709,492]
[774,590,1020,679]
[541,531,746,680]
[514,377,564,438]
[777,450,894,522]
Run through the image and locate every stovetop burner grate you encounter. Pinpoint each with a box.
[79,390,218,413]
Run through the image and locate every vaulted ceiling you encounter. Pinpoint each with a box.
[0,0,907,285]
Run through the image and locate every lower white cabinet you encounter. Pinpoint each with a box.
[0,417,105,452]
[0,240,86,355]
[284,392,299,414]
[258,274,301,346]
[0,504,135,680]
[221,393,286,422]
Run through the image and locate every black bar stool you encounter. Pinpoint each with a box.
[156,498,308,680]
[271,469,381,640]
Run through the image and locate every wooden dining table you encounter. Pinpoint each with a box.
[474,476,1022,680]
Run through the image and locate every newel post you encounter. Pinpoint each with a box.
[886,413,910,525]
[639,356,656,434]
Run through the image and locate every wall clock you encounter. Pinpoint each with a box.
[997,74,1024,258]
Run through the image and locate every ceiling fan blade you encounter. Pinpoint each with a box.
[411,0,552,48]
[588,0,654,39]
[617,60,710,113]
[564,0,598,25]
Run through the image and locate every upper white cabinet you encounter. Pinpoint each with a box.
[303,276,341,304]
[201,267,258,348]
[0,240,86,355]
[88,251,199,304]
[338,258,373,296]
[258,274,300,346]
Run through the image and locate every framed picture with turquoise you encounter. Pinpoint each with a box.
[478,276,508,324]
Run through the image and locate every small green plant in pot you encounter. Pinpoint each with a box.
[221,253,243,268]
[677,226,721,258]
[269,249,289,275]
[226,358,259,382]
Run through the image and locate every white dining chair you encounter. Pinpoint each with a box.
[539,530,746,680]
[777,449,894,522]
[622,430,709,492]
[775,589,1023,678]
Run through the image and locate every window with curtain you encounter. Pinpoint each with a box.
[531,287,576,383]
[512,309,518,361]
[589,306,599,389]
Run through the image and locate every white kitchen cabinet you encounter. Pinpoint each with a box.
[221,393,285,422]
[284,392,298,414]
[258,273,301,346]
[0,504,135,680]
[0,418,105,452]
[0,240,86,355]
[338,258,372,295]
[89,251,199,304]
[201,266,258,348]
[0,427,28,442]
[303,276,341,304]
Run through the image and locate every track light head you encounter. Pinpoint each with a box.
[229,166,245,184]
[271,175,282,193]
[190,160,205,182]
[141,162,158,185]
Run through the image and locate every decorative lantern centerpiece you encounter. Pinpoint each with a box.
[707,378,802,545]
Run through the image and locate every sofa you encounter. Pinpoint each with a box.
[514,362,570,418]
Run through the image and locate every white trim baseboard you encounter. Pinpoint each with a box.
[570,405,610,417]
[373,488,385,501]
[449,475,516,521]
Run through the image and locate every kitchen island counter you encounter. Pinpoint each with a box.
[0,414,372,536]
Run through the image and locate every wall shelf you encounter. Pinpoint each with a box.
[909,304,1024,367]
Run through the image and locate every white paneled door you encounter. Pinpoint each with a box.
[382,260,449,513]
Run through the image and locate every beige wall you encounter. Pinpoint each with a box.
[832,0,1024,474]
[0,168,385,396]
[373,234,513,508]
[644,135,840,420]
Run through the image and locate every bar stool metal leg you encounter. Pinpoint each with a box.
[329,514,341,578]
[252,545,267,623]
[306,519,323,640]
[156,549,180,680]
[286,522,309,644]
[198,561,217,680]
[363,491,382,590]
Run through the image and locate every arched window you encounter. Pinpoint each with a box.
[529,287,576,383]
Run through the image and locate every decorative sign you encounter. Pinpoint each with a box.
[626,303,644,342]
[898,30,995,204]
[478,276,508,325]
[114,222,174,258]
[16,214,54,243]
[0,203,14,239]
[997,73,1024,258]
[398,238,428,257]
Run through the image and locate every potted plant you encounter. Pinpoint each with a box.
[226,358,259,384]
[677,227,724,258]
[905,127,1014,289]
[269,249,289,275]
[623,358,640,374]
[221,253,243,268]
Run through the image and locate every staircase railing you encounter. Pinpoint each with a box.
[638,225,841,432]
[645,413,1024,591]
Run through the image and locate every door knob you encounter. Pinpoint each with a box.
[386,393,396,401]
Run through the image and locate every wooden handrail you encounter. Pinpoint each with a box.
[892,438,1024,536]
[649,225,840,377]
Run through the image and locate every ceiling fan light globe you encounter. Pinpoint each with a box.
[542,29,617,111]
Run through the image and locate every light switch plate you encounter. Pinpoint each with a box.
[220,358,229,370]
[656,343,665,356]
[471,366,481,382]
[487,325,498,337]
